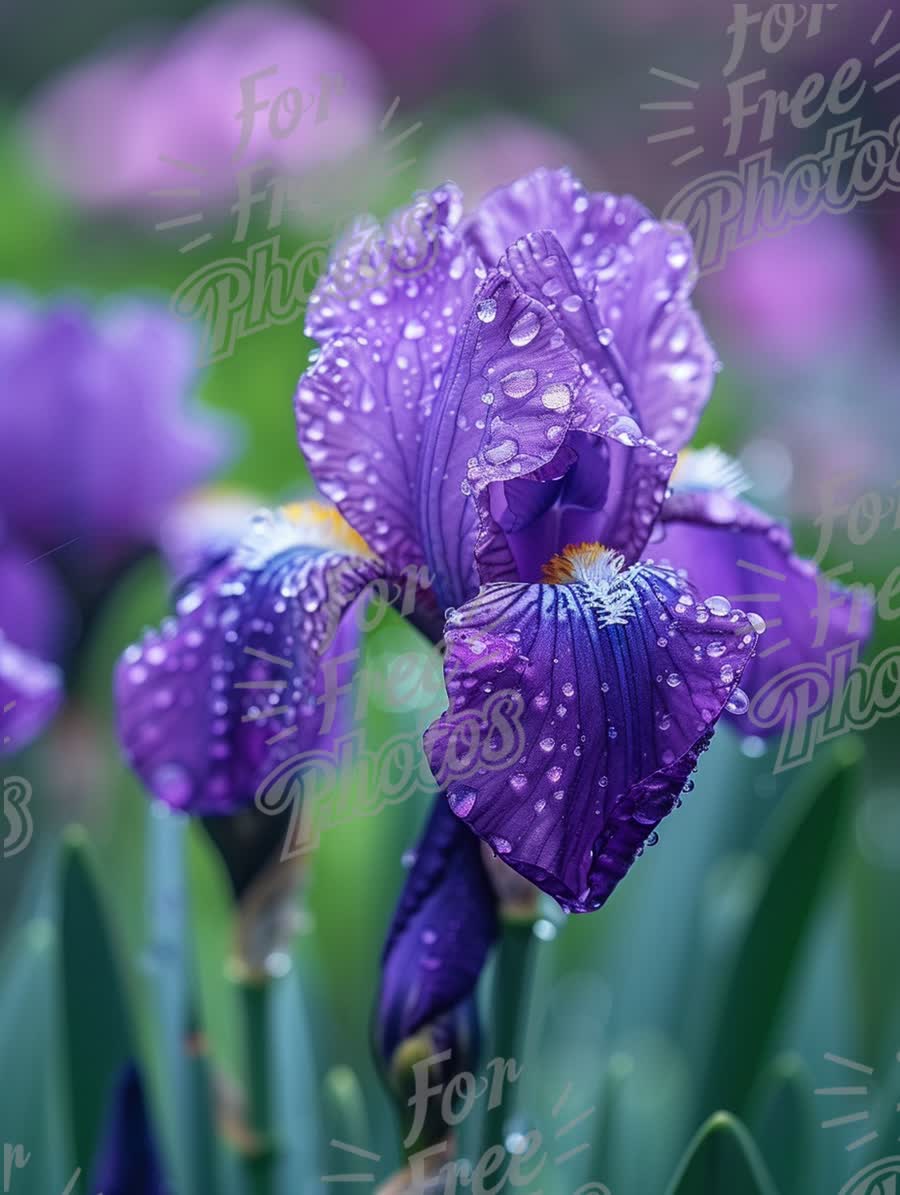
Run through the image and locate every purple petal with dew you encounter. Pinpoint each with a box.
[115,508,383,815]
[376,793,497,1064]
[417,268,589,608]
[296,189,481,613]
[655,489,874,736]
[425,561,758,912]
[464,168,649,272]
[588,218,716,452]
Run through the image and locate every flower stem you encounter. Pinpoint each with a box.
[238,978,277,1195]
[480,914,538,1157]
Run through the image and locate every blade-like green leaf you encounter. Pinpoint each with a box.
[185,822,246,1084]
[0,917,70,1190]
[701,738,862,1114]
[60,826,134,1180]
[664,1112,780,1195]
[752,1053,814,1195]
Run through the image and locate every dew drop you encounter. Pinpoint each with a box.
[477,297,497,323]
[509,311,540,346]
[449,786,477,818]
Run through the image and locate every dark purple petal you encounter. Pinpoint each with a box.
[296,188,481,603]
[654,488,874,734]
[116,506,382,814]
[424,555,758,913]
[0,294,236,574]
[0,633,62,755]
[91,1063,171,1195]
[377,794,497,1063]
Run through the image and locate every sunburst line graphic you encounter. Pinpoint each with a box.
[157,154,208,175]
[647,126,697,144]
[864,7,898,92]
[550,1081,595,1167]
[872,8,894,44]
[816,1053,887,1152]
[239,646,303,746]
[323,1138,382,1184]
[644,66,704,166]
[649,66,700,90]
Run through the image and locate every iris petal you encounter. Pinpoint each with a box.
[656,489,874,733]
[296,187,480,610]
[115,507,382,814]
[417,269,587,608]
[376,794,498,1061]
[424,562,759,912]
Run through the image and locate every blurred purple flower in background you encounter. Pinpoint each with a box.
[703,215,883,366]
[0,541,65,754]
[0,294,234,583]
[333,0,513,92]
[423,114,593,209]
[0,292,235,753]
[25,2,381,215]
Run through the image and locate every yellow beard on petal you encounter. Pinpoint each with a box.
[281,500,371,556]
[542,542,609,585]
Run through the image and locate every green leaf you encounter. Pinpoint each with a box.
[185,822,246,1084]
[664,1112,780,1195]
[60,826,134,1179]
[701,738,862,1114]
[0,917,70,1190]
[752,1054,814,1195]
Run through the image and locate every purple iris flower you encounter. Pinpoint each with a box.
[0,294,234,585]
[115,502,383,815]
[296,168,872,915]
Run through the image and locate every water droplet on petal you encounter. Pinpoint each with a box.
[477,297,497,323]
[509,311,540,346]
[449,786,477,818]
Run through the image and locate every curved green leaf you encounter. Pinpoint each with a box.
[701,738,862,1114]
[664,1112,779,1195]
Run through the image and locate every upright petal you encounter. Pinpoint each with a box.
[116,504,382,814]
[655,478,874,735]
[464,168,649,272]
[296,188,481,599]
[588,218,716,452]
[417,268,589,608]
[467,171,716,452]
[425,549,759,912]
